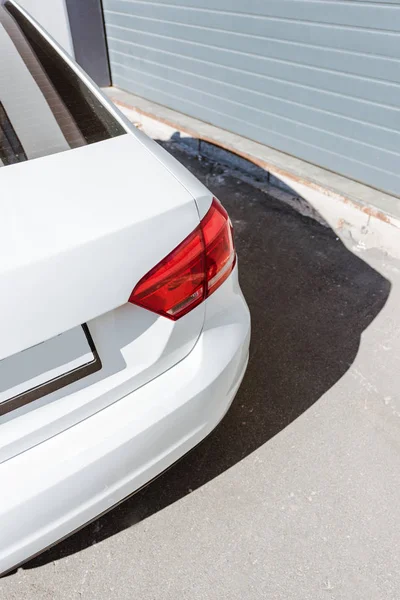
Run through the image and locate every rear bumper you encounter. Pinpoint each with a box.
[0,273,250,575]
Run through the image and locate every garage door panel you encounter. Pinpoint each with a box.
[111,54,400,154]
[112,63,400,174]
[109,45,400,133]
[106,17,400,85]
[105,3,400,60]
[106,0,400,32]
[104,0,400,196]
[107,35,400,110]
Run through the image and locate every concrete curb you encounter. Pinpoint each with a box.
[105,87,400,260]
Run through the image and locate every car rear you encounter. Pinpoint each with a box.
[0,0,250,575]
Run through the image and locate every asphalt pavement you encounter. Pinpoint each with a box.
[2,141,400,599]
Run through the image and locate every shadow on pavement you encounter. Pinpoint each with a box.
[24,140,390,570]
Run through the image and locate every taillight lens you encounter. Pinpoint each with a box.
[129,198,236,320]
[202,199,235,296]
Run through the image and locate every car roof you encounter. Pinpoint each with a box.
[0,1,125,169]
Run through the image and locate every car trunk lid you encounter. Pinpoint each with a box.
[0,134,206,462]
[0,134,202,360]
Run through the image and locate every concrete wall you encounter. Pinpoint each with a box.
[17,0,73,55]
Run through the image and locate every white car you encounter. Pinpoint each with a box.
[0,0,250,575]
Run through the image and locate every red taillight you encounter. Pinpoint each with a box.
[129,199,235,320]
[202,199,236,296]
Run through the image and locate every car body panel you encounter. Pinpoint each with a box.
[0,133,203,360]
[0,268,250,576]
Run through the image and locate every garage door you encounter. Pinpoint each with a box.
[102,0,400,197]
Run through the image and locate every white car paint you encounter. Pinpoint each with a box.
[0,0,250,575]
[0,133,203,359]
[0,269,250,575]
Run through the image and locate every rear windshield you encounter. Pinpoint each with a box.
[0,1,125,168]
